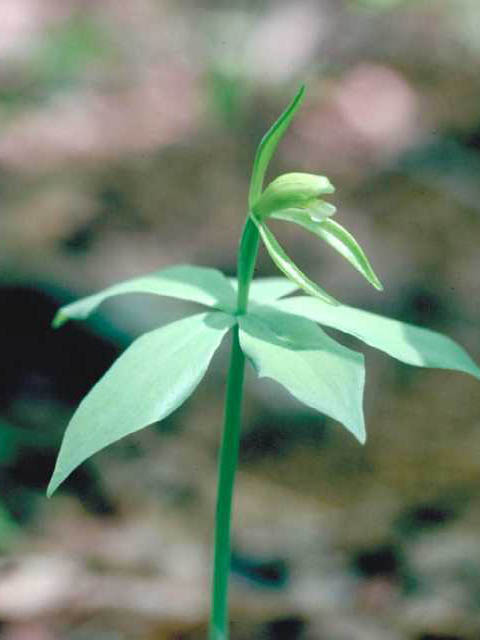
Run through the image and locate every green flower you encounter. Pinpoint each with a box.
[251,170,383,302]
[252,172,336,222]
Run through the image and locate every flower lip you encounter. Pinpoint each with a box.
[252,172,335,221]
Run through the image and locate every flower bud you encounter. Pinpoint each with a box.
[252,172,335,221]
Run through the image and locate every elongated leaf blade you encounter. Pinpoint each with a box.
[271,213,383,291]
[53,265,237,328]
[270,296,480,379]
[47,312,235,496]
[239,308,366,442]
[249,86,305,209]
[229,277,298,303]
[255,220,339,305]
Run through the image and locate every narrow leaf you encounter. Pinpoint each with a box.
[53,265,237,327]
[255,219,339,305]
[271,214,383,291]
[270,296,480,379]
[229,277,298,303]
[248,86,305,209]
[239,308,366,443]
[47,312,235,496]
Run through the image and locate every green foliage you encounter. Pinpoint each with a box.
[47,312,234,496]
[48,86,480,494]
[269,296,480,379]
[229,277,298,303]
[47,85,479,640]
[53,265,237,328]
[239,308,366,443]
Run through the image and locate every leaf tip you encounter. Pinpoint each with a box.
[350,423,366,445]
[46,467,65,497]
[52,310,68,329]
[288,84,306,113]
[470,363,480,381]
[46,481,57,498]
[350,418,367,445]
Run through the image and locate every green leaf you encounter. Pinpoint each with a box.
[248,86,305,209]
[254,219,339,305]
[239,308,366,443]
[47,312,235,496]
[229,277,298,303]
[270,296,480,379]
[53,265,237,327]
[271,214,383,291]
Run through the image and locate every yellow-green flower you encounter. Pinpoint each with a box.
[252,172,336,222]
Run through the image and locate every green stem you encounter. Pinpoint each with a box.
[209,216,259,640]
[236,217,260,314]
[209,324,245,640]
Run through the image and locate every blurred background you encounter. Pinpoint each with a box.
[1,0,480,638]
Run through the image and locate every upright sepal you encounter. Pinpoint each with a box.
[249,86,305,208]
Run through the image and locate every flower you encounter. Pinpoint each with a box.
[251,172,336,222]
